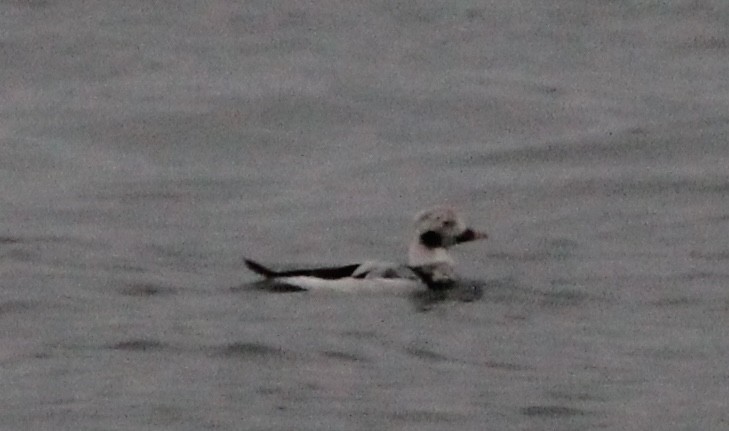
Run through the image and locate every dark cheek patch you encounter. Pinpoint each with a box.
[419,231,443,248]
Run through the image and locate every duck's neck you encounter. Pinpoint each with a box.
[408,241,454,267]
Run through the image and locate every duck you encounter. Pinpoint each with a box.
[243,206,487,293]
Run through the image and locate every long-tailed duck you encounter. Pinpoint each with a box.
[244,206,487,292]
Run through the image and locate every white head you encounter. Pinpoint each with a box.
[407,206,487,267]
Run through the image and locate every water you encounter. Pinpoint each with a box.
[2,1,729,429]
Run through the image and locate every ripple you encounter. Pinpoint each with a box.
[410,284,484,311]
[321,350,367,363]
[390,409,463,423]
[405,346,449,362]
[690,250,729,261]
[341,329,378,340]
[478,278,536,303]
[0,300,39,316]
[539,286,590,307]
[521,405,586,418]
[118,283,175,297]
[216,342,292,360]
[108,339,168,351]
[650,296,701,307]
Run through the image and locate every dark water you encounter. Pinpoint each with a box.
[2,1,729,429]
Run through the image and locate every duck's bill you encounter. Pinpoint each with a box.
[455,228,488,244]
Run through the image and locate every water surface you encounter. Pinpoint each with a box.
[2,1,729,430]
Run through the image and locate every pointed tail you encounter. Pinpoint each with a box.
[244,258,279,278]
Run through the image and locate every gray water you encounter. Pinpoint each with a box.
[2,1,729,430]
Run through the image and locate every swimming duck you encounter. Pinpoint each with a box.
[244,206,487,292]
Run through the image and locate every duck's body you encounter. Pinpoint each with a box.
[244,206,487,293]
[244,259,423,293]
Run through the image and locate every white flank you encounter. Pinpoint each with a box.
[276,276,421,294]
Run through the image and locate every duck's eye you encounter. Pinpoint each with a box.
[442,220,455,228]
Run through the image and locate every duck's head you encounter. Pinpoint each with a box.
[408,206,487,266]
